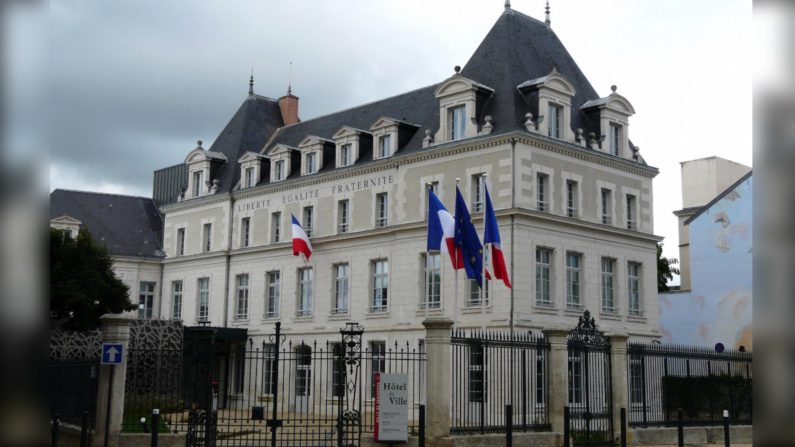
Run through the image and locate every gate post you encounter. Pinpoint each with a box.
[542,328,569,436]
[93,313,134,447]
[607,333,629,443]
[422,318,454,441]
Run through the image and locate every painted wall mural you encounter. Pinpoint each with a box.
[659,175,752,350]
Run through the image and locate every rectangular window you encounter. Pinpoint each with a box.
[333,263,349,314]
[171,281,183,320]
[176,228,185,256]
[609,123,621,155]
[305,152,317,174]
[271,212,281,243]
[330,343,346,398]
[371,260,389,312]
[425,182,439,219]
[265,271,280,318]
[197,278,210,322]
[449,105,466,141]
[628,262,642,316]
[566,180,578,218]
[536,248,552,306]
[601,258,615,313]
[192,170,203,197]
[232,345,245,394]
[138,281,155,320]
[566,252,581,309]
[535,350,546,405]
[629,356,644,405]
[275,160,285,181]
[202,223,212,252]
[241,217,251,248]
[303,206,313,238]
[263,344,277,395]
[370,341,386,398]
[378,134,392,158]
[537,173,548,212]
[468,344,486,402]
[245,167,255,188]
[548,104,561,138]
[297,268,313,316]
[626,194,637,230]
[235,274,249,320]
[472,173,485,213]
[340,143,352,166]
[375,193,388,227]
[568,352,583,404]
[423,253,441,309]
[337,200,349,234]
[468,279,489,306]
[601,189,612,225]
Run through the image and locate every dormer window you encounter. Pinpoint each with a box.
[237,151,266,190]
[377,134,392,158]
[517,67,577,142]
[266,144,295,183]
[305,152,317,174]
[275,160,285,181]
[333,127,369,167]
[297,136,333,176]
[548,104,562,138]
[580,86,636,158]
[449,106,466,141]
[184,141,227,198]
[244,167,254,187]
[340,144,352,167]
[609,123,622,156]
[192,171,203,197]
[434,74,493,144]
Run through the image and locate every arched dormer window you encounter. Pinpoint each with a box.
[297,136,334,176]
[332,126,371,167]
[580,86,636,158]
[266,144,295,182]
[237,151,268,189]
[517,67,577,142]
[434,73,494,144]
[184,141,227,198]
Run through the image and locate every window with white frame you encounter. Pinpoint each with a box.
[330,343,345,398]
[536,248,552,306]
[626,194,637,230]
[472,173,485,213]
[263,343,277,394]
[449,105,466,141]
[192,170,203,197]
[333,263,349,314]
[370,341,386,398]
[245,167,255,188]
[235,274,249,320]
[548,103,562,138]
[197,278,210,322]
[340,143,352,167]
[566,180,578,218]
[628,262,642,316]
[265,271,280,318]
[297,268,313,316]
[468,279,489,307]
[423,253,441,309]
[535,350,546,405]
[271,212,281,243]
[537,173,549,212]
[468,344,486,402]
[425,181,439,219]
[303,206,314,238]
[601,188,612,225]
[274,159,286,181]
[375,193,388,228]
[377,135,392,158]
[568,351,584,404]
[601,258,615,313]
[171,281,183,320]
[337,200,350,234]
[305,152,317,174]
[138,281,155,320]
[176,228,185,256]
[629,356,644,405]
[371,259,388,312]
[241,217,251,248]
[295,345,312,396]
[202,223,212,252]
[609,123,622,156]
[566,252,581,309]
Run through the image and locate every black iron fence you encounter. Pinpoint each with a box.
[627,343,752,427]
[48,360,99,427]
[450,329,550,434]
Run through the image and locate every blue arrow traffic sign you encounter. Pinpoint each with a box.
[101,343,124,365]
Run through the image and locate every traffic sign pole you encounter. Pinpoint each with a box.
[104,364,114,447]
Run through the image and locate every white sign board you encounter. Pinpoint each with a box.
[374,373,408,443]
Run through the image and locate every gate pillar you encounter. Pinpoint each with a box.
[608,333,629,443]
[542,328,570,436]
[93,313,134,447]
[422,318,454,440]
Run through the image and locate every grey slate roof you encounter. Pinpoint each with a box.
[50,189,164,258]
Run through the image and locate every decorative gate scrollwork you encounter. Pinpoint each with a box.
[337,322,364,447]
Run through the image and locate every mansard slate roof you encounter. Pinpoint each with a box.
[50,189,164,258]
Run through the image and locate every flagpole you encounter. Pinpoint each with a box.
[454,178,460,325]
[481,174,487,332]
[425,182,432,321]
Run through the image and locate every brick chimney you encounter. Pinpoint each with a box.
[278,87,300,125]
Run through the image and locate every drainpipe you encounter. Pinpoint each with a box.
[223,194,235,327]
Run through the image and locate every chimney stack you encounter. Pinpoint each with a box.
[278,87,300,126]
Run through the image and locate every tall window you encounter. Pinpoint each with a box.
[263,344,277,394]
[305,152,317,174]
[626,194,637,230]
[371,260,388,312]
[245,167,255,188]
[265,271,280,318]
[241,217,251,248]
[297,268,313,316]
[333,263,349,314]
[423,253,441,309]
[629,356,644,404]
[337,200,350,234]
[171,281,183,320]
[138,281,155,320]
[425,182,439,219]
[176,228,185,256]
[566,180,578,218]
[303,206,314,238]
[271,212,281,243]
[628,262,642,316]
[330,343,345,398]
[472,173,485,213]
[535,350,546,405]
[197,278,210,322]
[378,134,392,158]
[568,352,583,404]
[601,189,612,224]
[536,248,552,306]
[202,223,212,252]
[468,344,486,402]
[235,274,249,320]
[274,160,285,181]
[468,279,489,306]
[192,170,203,197]
[375,193,388,227]
[449,105,466,141]
[566,252,581,309]
[609,123,621,155]
[547,104,562,138]
[232,345,245,394]
[370,341,386,398]
[340,143,352,167]
[295,345,312,397]
[537,173,548,212]
[601,258,615,313]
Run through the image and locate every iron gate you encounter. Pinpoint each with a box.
[567,310,613,447]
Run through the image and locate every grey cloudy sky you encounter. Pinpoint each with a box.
[40,0,752,270]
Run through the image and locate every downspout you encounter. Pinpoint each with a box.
[223,193,235,327]
[509,137,517,334]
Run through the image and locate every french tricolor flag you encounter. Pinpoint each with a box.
[426,190,458,269]
[291,214,313,260]
[484,186,512,288]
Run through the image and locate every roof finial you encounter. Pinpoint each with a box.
[504,0,511,10]
[249,68,254,97]
[545,0,551,27]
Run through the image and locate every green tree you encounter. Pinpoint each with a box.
[657,242,680,292]
[50,228,134,331]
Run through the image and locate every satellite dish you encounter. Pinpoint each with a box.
[715,342,725,353]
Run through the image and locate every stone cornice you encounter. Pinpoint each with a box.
[160,193,231,213]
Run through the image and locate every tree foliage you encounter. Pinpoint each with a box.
[50,228,134,331]
[657,242,680,292]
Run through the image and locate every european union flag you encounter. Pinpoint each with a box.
[454,186,484,288]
